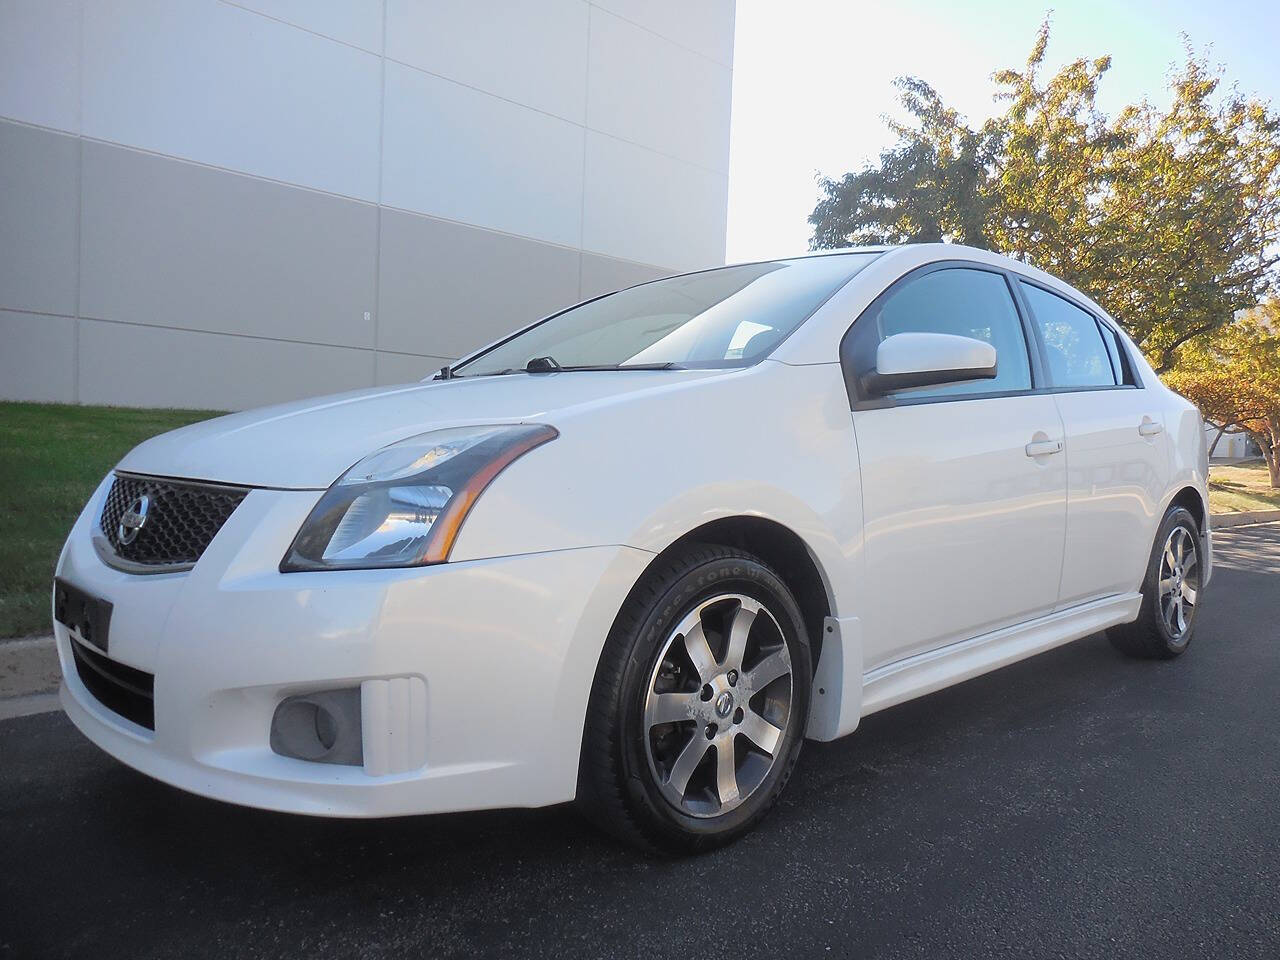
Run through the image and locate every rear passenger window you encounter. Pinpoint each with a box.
[1019,282,1117,387]
[868,268,1032,399]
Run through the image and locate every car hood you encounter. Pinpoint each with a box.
[117,370,725,489]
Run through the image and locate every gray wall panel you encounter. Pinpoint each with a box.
[0,0,81,132]
[0,121,79,316]
[375,351,441,387]
[78,320,374,411]
[0,309,76,403]
[80,142,379,349]
[2,4,731,408]
[82,0,382,201]
[579,253,670,300]
[377,209,581,359]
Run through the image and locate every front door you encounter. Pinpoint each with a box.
[845,265,1068,672]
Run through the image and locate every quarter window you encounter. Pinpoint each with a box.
[1019,282,1117,388]
[1095,320,1135,386]
[863,267,1032,399]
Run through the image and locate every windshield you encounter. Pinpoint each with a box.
[451,253,879,376]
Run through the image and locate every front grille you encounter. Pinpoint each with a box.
[99,474,248,569]
[69,638,156,730]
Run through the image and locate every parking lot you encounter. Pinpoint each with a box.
[2,524,1277,960]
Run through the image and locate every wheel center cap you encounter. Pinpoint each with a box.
[714,691,734,718]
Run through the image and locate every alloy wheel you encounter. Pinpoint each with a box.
[1158,525,1199,641]
[642,594,793,818]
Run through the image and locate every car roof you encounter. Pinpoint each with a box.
[723,244,1114,321]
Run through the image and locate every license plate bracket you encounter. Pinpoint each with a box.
[53,578,113,653]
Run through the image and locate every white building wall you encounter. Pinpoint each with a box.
[1205,424,1259,461]
[0,0,735,409]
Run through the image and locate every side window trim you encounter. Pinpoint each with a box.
[839,260,1040,411]
[1096,317,1123,385]
[1006,269,1050,390]
[1011,273,1144,391]
[1096,315,1143,388]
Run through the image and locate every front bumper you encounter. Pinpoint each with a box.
[55,478,652,817]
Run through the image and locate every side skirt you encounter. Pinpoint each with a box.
[858,592,1142,718]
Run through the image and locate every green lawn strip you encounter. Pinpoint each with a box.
[1208,461,1280,514]
[0,402,224,638]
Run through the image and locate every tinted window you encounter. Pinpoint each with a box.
[1096,320,1135,386]
[867,267,1032,398]
[453,253,879,376]
[1020,282,1116,387]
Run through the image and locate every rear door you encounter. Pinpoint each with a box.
[843,264,1068,672]
[1015,280,1170,606]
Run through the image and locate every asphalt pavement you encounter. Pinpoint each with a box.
[2,524,1278,959]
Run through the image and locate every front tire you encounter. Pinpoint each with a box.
[577,544,812,853]
[1108,505,1203,659]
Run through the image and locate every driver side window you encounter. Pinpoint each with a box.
[870,268,1033,400]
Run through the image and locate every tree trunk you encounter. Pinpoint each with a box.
[1207,424,1227,458]
[1245,421,1279,488]
[1262,414,1280,489]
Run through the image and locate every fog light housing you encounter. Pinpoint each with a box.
[270,688,363,766]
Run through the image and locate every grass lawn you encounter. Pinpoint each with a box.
[1208,460,1280,515]
[0,402,224,638]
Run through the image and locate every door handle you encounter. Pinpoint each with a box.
[1139,417,1163,437]
[1025,438,1063,457]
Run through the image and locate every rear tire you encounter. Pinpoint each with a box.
[576,543,812,854]
[1108,506,1203,659]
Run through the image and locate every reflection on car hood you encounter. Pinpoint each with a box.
[116,370,723,489]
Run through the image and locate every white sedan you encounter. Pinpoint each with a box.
[54,244,1211,852]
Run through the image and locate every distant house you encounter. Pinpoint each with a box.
[1205,424,1261,460]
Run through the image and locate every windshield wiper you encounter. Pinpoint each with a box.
[523,359,682,373]
[448,360,683,379]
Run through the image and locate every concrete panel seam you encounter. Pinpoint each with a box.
[0,114,379,206]
[0,117,683,275]
[577,7,594,299]
[217,0,383,57]
[371,0,389,384]
[376,199,675,273]
[74,311,453,362]
[73,130,83,401]
[0,307,78,322]
[383,56,731,176]
[585,2,735,69]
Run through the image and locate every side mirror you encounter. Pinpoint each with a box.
[860,332,998,397]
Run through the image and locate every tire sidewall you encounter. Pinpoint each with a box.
[614,554,812,845]
[1144,507,1201,653]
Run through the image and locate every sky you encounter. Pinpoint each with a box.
[725,0,1280,263]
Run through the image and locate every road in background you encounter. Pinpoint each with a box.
[2,525,1278,959]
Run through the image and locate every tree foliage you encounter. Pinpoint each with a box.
[808,22,1280,372]
[1164,301,1280,487]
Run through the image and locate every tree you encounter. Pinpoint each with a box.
[808,78,1001,249]
[809,22,1280,373]
[1165,302,1280,487]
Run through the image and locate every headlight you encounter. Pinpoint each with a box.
[281,424,557,571]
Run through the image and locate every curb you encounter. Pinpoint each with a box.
[0,636,61,713]
[1211,509,1280,529]
[0,692,61,721]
